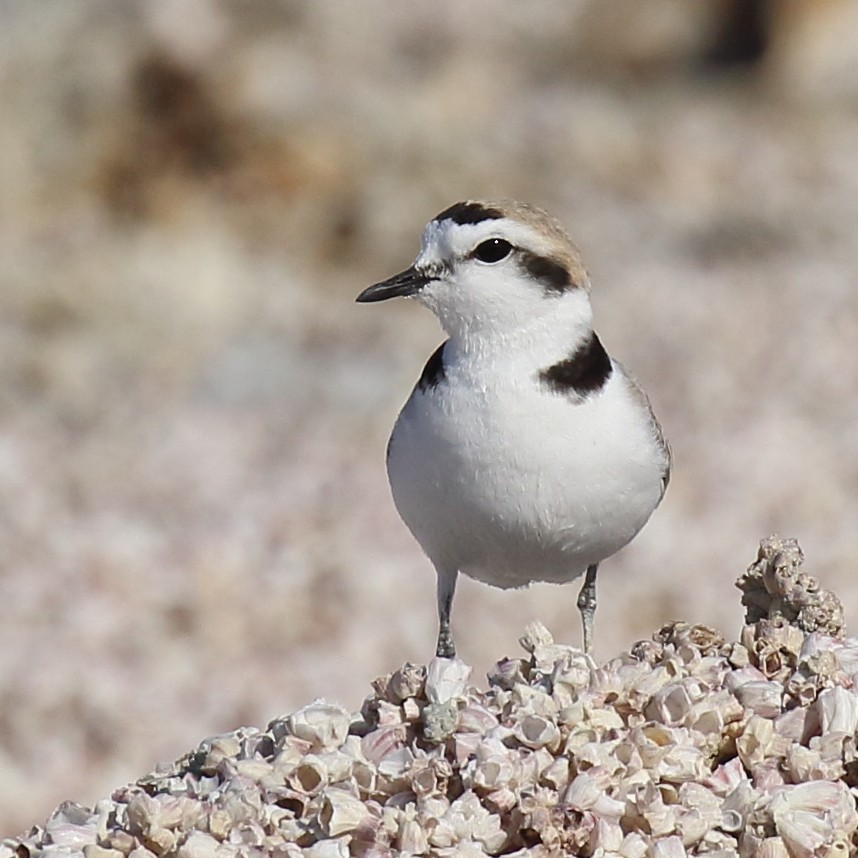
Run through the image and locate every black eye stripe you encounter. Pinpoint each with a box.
[519,251,574,293]
[472,238,513,264]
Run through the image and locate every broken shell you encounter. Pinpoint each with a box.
[469,745,516,792]
[425,791,506,853]
[453,731,483,766]
[175,831,220,858]
[658,743,706,783]
[401,696,421,723]
[302,840,350,858]
[385,663,426,702]
[736,715,775,769]
[518,621,554,654]
[732,680,783,718]
[816,685,858,735]
[425,657,471,704]
[361,725,406,764]
[376,746,415,781]
[563,768,625,822]
[832,638,858,678]
[373,700,405,727]
[618,832,649,858]
[755,836,791,858]
[769,780,858,833]
[319,788,372,837]
[487,658,529,690]
[540,756,570,791]
[457,703,499,735]
[285,701,350,751]
[645,682,693,727]
[397,806,429,854]
[19,536,858,858]
[647,835,688,858]
[514,713,560,750]
[286,753,328,795]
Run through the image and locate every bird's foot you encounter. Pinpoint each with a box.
[435,628,456,659]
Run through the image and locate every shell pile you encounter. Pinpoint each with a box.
[7,536,858,858]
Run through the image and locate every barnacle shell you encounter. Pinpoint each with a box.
[397,805,428,854]
[425,657,471,704]
[458,702,499,734]
[286,753,329,795]
[769,781,858,858]
[318,787,372,836]
[755,837,791,858]
[518,620,554,653]
[361,724,406,764]
[648,836,688,858]
[816,685,858,735]
[285,701,350,751]
[563,768,625,821]
[175,831,220,858]
[732,680,783,718]
[17,537,858,858]
[385,662,426,702]
[736,715,775,769]
[737,535,845,635]
[514,713,560,750]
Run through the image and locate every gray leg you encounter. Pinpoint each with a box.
[435,568,459,658]
[577,564,598,654]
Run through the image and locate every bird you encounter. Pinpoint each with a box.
[357,200,670,658]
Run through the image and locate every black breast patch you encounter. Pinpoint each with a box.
[417,341,448,391]
[539,332,612,398]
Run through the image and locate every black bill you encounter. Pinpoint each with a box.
[356,266,431,303]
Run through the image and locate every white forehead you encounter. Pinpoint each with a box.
[416,217,556,267]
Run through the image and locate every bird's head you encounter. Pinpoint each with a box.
[357,200,593,347]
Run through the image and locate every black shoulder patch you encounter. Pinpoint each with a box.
[520,251,573,293]
[417,341,448,391]
[539,333,612,398]
[434,201,504,226]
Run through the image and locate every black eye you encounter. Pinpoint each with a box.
[473,238,513,264]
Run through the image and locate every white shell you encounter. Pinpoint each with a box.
[755,836,791,858]
[732,680,783,718]
[769,780,858,833]
[318,788,371,837]
[175,831,220,858]
[285,701,350,751]
[19,537,858,858]
[514,713,560,750]
[563,768,625,822]
[736,715,775,769]
[386,663,426,702]
[647,835,688,858]
[425,657,471,704]
[816,685,858,735]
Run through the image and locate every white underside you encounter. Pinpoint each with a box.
[386,350,668,589]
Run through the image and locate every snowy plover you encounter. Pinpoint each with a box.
[358,200,670,658]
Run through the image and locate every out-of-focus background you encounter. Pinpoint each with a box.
[2,0,858,834]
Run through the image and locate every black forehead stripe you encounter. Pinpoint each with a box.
[519,250,574,293]
[539,332,612,398]
[434,201,505,226]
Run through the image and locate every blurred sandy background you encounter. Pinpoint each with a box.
[3,0,858,834]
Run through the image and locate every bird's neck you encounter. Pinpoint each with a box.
[443,292,597,375]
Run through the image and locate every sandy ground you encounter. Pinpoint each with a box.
[2,0,858,835]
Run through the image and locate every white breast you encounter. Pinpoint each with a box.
[386,349,668,589]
